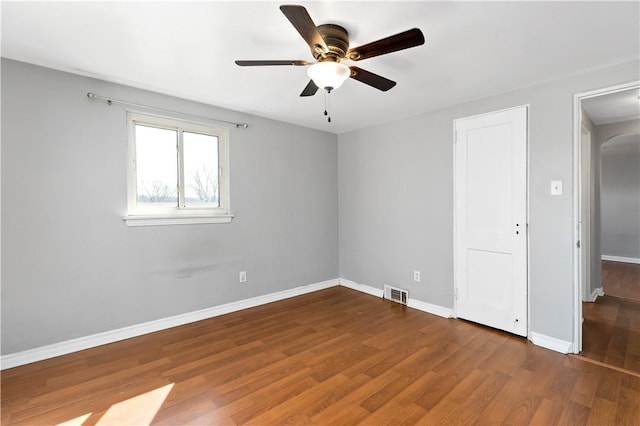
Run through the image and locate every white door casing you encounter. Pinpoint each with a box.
[454,106,528,337]
[580,123,592,302]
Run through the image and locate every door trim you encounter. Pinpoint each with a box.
[572,81,640,354]
[580,122,591,303]
[452,105,530,338]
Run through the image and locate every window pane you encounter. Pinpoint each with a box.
[183,132,219,207]
[135,125,178,207]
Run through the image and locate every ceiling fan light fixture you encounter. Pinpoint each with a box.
[307,61,350,91]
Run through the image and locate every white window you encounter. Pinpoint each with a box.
[124,112,232,226]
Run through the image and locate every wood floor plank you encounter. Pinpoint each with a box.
[528,398,565,426]
[414,369,498,425]
[602,260,640,302]
[501,392,543,425]
[594,367,623,402]
[548,364,581,402]
[309,373,397,424]
[210,357,312,407]
[355,401,427,426]
[581,294,640,375]
[586,397,618,425]
[616,384,640,425]
[570,361,605,407]
[473,376,532,425]
[2,286,640,425]
[242,373,352,425]
[557,400,591,426]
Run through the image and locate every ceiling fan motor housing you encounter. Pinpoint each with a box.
[316,24,350,59]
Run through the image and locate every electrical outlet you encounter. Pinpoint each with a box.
[239,271,247,283]
[413,271,421,282]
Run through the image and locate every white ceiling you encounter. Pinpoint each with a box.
[582,88,640,125]
[2,1,639,134]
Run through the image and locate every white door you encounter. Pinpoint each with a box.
[454,106,528,337]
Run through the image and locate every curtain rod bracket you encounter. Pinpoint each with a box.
[86,92,249,129]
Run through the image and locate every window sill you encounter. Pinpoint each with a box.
[123,214,234,227]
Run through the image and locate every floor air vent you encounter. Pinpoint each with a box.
[384,285,408,305]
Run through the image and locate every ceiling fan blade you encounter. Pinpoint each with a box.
[235,60,309,66]
[300,80,319,97]
[349,66,397,91]
[347,28,425,61]
[280,5,328,55]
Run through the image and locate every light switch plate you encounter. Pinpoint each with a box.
[551,180,563,196]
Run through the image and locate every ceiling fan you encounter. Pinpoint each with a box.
[235,4,425,97]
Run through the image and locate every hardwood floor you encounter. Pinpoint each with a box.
[3,286,639,425]
[581,295,640,375]
[601,260,640,302]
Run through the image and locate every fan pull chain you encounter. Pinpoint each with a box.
[324,89,332,123]
[324,91,328,117]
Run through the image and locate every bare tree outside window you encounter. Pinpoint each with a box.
[189,166,219,204]
[138,180,177,203]
[183,131,220,206]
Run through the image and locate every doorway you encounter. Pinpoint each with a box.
[573,82,640,362]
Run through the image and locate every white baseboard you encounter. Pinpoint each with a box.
[602,255,640,264]
[338,278,453,318]
[408,299,453,318]
[529,331,573,354]
[587,287,605,302]
[1,278,339,370]
[338,278,384,297]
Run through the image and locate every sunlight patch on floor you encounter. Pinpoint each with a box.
[55,383,174,426]
[96,383,174,425]
[56,413,92,426]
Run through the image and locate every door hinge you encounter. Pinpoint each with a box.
[576,240,581,248]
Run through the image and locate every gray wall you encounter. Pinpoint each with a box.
[1,59,339,355]
[597,120,640,260]
[338,60,639,343]
[3,57,639,355]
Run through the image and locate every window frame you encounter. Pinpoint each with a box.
[124,112,232,226]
